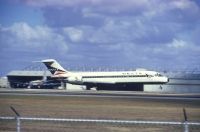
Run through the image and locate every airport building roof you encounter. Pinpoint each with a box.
[7,70,51,77]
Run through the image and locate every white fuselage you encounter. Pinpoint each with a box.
[63,70,168,85]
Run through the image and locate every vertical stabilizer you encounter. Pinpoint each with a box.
[42,59,69,77]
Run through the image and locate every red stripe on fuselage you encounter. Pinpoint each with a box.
[54,71,67,75]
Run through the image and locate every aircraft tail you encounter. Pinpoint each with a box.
[42,59,70,77]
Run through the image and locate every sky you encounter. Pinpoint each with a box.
[0,0,200,76]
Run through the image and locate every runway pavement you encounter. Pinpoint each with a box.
[0,88,200,100]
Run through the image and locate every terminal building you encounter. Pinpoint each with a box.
[144,71,200,93]
[0,77,8,88]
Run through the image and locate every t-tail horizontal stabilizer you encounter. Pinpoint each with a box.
[41,59,69,77]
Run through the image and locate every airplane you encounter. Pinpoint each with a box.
[28,70,47,88]
[28,71,61,89]
[28,79,61,89]
[41,59,169,90]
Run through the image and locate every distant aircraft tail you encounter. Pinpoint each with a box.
[42,59,70,77]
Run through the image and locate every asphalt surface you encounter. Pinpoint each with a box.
[0,88,200,100]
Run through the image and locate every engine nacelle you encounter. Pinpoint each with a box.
[67,76,82,84]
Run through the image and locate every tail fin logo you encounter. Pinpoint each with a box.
[42,59,69,76]
[54,70,67,76]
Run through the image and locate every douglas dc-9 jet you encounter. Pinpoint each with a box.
[41,59,168,90]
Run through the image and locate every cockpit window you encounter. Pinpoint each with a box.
[155,73,162,77]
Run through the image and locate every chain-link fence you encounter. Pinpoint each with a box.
[1,116,200,132]
[0,107,200,132]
